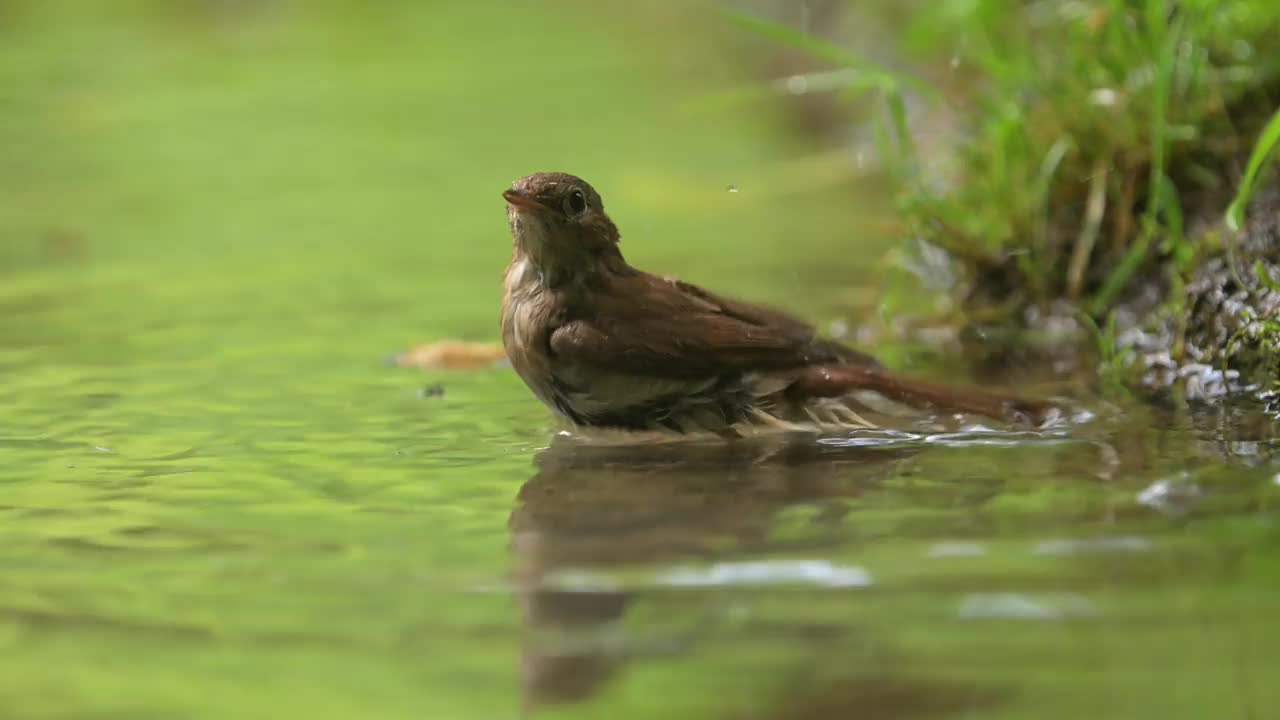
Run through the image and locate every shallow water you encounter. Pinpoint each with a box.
[3,3,1280,719]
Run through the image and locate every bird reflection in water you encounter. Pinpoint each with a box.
[508,433,950,714]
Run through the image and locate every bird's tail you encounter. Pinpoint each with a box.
[788,365,1055,426]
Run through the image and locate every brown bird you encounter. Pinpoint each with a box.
[500,172,1054,436]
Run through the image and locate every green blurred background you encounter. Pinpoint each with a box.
[1,0,891,349]
[3,2,1278,719]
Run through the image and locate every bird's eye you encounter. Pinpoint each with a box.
[564,189,587,215]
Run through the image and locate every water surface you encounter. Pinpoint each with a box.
[3,3,1278,719]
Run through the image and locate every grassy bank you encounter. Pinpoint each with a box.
[728,0,1280,388]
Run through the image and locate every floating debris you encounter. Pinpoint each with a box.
[416,383,446,399]
[392,340,506,370]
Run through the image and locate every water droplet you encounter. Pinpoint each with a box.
[726,184,739,194]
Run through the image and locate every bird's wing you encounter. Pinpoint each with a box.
[549,272,879,379]
[549,271,1054,424]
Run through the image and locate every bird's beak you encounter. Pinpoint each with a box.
[503,188,548,212]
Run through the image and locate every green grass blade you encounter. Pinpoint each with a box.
[1225,106,1280,232]
[1253,259,1280,292]
[719,7,934,98]
[1089,5,1181,315]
